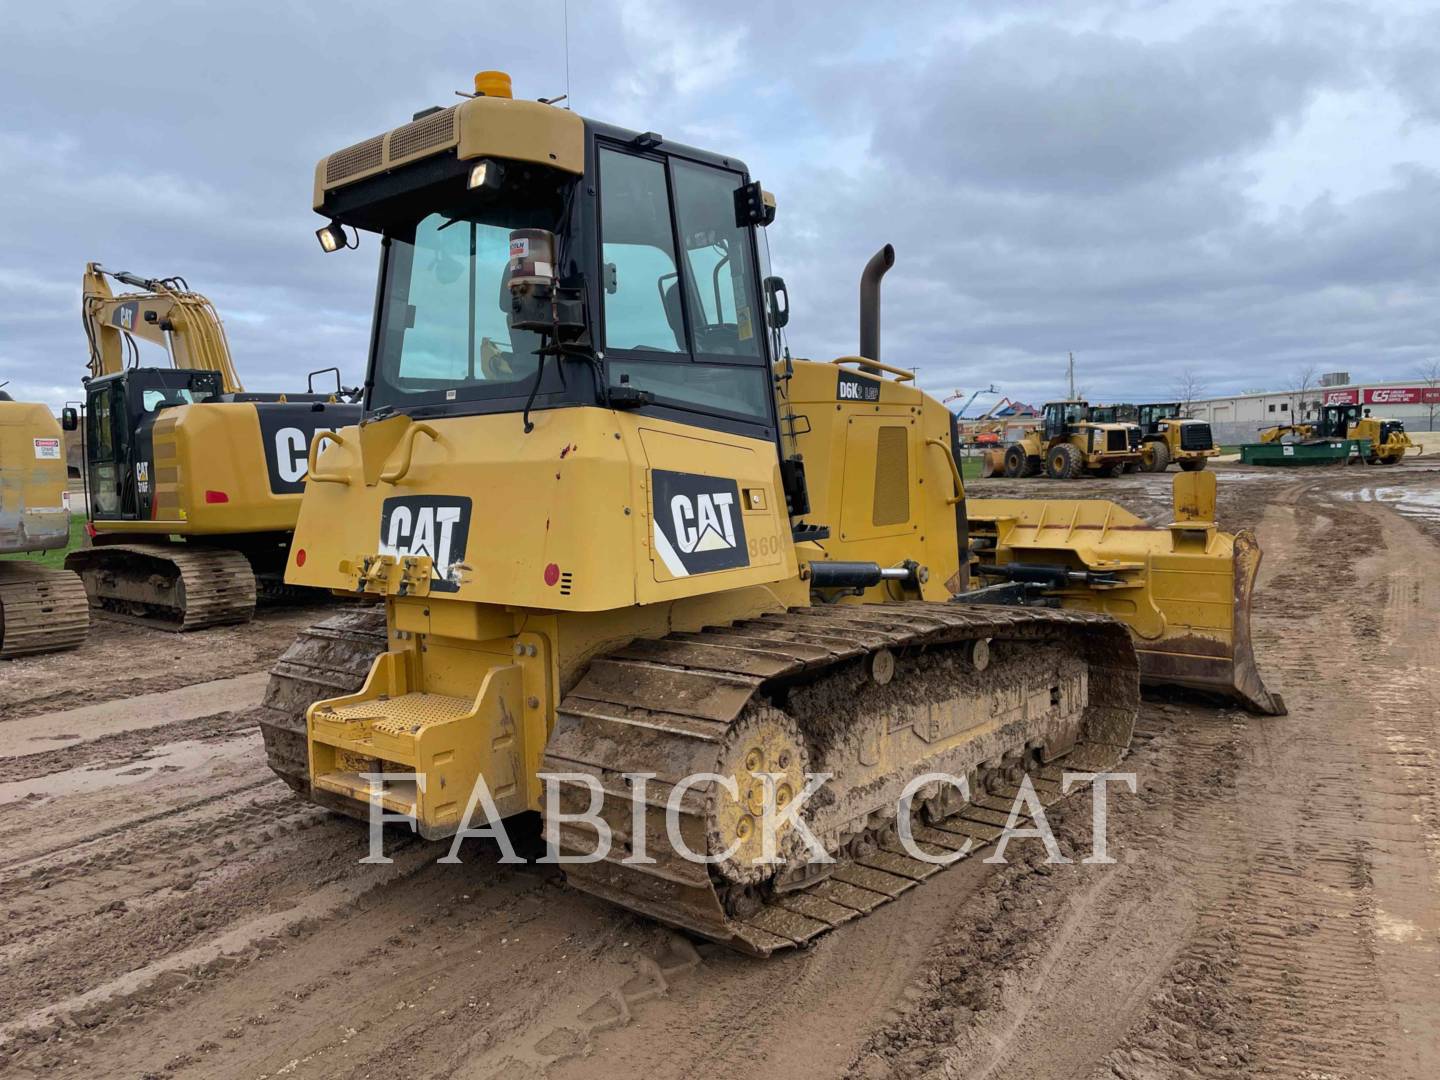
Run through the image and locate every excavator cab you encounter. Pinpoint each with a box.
[82,369,224,520]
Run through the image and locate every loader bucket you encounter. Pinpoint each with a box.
[966,471,1286,716]
[979,447,1006,478]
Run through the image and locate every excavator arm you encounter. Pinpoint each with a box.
[81,262,244,393]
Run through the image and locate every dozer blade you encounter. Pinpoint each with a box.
[967,471,1286,716]
[1129,527,1284,715]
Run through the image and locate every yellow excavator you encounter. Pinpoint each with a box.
[67,265,362,628]
[258,70,1282,954]
[0,391,89,657]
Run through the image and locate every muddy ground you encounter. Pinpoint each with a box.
[2,462,1438,1079]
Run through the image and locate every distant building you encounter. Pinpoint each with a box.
[1186,379,1440,444]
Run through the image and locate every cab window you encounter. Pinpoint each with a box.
[599,145,771,427]
[599,149,683,353]
[672,159,760,358]
[141,388,197,412]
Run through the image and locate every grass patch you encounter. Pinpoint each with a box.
[0,514,87,569]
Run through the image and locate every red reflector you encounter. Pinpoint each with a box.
[544,562,560,586]
[295,548,307,567]
[204,490,229,504]
[85,522,97,539]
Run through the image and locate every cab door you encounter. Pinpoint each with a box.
[85,380,128,519]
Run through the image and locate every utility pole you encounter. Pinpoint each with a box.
[1067,352,1076,399]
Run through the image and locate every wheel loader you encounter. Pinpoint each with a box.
[0,392,89,657]
[1133,402,1218,472]
[981,400,1143,479]
[66,265,362,629]
[257,70,1283,955]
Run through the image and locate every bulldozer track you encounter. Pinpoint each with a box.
[256,604,1135,955]
[66,543,257,631]
[544,603,1138,955]
[255,608,390,795]
[0,562,89,659]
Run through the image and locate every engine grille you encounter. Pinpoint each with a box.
[1106,430,1128,452]
[388,107,458,162]
[325,135,385,184]
[1180,423,1214,451]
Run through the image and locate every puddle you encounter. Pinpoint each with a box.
[1341,486,1440,525]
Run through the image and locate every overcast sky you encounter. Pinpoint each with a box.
[4,0,1438,413]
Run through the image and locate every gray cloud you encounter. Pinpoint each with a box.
[0,0,1436,413]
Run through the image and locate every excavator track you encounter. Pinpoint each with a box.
[543,603,1137,955]
[0,562,90,659]
[65,543,256,631]
[256,609,389,795]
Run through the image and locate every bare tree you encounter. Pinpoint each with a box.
[1290,364,1318,421]
[1418,358,1440,431]
[1173,368,1206,415]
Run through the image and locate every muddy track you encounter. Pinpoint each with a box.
[1,467,1437,1078]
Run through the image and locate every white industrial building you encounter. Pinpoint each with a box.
[1186,377,1440,445]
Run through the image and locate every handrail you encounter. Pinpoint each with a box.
[380,423,439,484]
[831,357,915,382]
[925,438,965,506]
[308,430,350,485]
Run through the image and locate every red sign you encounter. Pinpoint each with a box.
[1321,386,1440,406]
[1364,387,1440,405]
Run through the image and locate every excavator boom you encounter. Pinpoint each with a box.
[82,262,244,393]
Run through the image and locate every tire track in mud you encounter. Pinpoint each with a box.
[1097,473,1440,1079]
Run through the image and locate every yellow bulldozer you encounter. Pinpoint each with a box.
[981,400,1143,478]
[257,70,1283,954]
[66,265,362,628]
[1260,402,1413,464]
[0,391,89,657]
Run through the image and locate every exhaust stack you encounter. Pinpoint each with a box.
[859,244,894,374]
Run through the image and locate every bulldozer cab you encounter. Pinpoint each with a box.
[321,116,783,449]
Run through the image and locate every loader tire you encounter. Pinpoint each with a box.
[1179,457,1207,472]
[1045,442,1082,479]
[1144,440,1171,472]
[1122,462,1141,474]
[1002,443,1029,478]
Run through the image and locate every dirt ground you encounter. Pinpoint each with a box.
[2,461,1438,1080]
